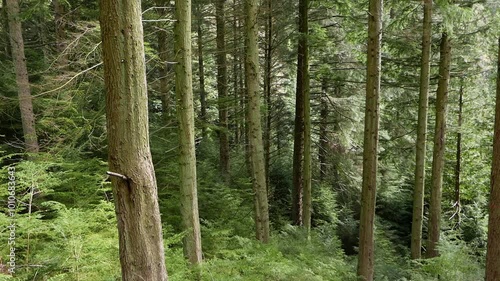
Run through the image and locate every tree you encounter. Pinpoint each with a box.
[174,0,203,264]
[485,36,500,281]
[216,0,230,177]
[410,0,432,260]
[157,0,172,121]
[427,32,451,258]
[6,0,39,153]
[99,0,167,278]
[245,0,270,243]
[195,2,208,139]
[357,0,382,279]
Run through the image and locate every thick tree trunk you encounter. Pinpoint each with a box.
[196,3,207,139]
[357,0,382,279]
[427,32,451,259]
[454,82,463,228]
[298,0,311,234]
[485,36,500,281]
[216,0,230,176]
[174,0,203,264]
[99,0,167,279]
[411,0,432,260]
[6,0,39,154]
[157,0,171,122]
[245,0,270,243]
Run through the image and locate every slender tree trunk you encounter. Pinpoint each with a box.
[319,78,328,181]
[174,0,203,264]
[157,0,171,122]
[233,0,240,144]
[216,0,230,176]
[245,0,270,243]
[196,3,207,139]
[53,0,67,66]
[298,0,311,234]
[485,36,500,281]
[454,82,463,228]
[264,0,273,191]
[357,0,382,279]
[2,0,10,57]
[427,32,451,259]
[6,0,39,154]
[411,0,432,260]
[99,0,167,279]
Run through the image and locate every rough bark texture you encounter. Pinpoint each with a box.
[427,32,451,259]
[6,0,39,153]
[486,36,500,281]
[298,0,311,234]
[411,0,432,260]
[196,3,207,139]
[357,0,382,279]
[99,0,167,279]
[245,0,270,243]
[216,0,230,176]
[174,0,203,264]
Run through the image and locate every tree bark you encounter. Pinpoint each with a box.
[427,32,451,259]
[453,82,463,228]
[216,0,230,177]
[196,3,207,139]
[357,0,382,279]
[174,0,203,264]
[53,0,67,66]
[485,36,500,281]
[411,0,432,260]
[6,0,39,154]
[99,0,167,279]
[245,0,270,243]
[157,0,171,122]
[264,0,273,191]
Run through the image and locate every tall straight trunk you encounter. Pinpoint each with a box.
[216,0,230,176]
[485,36,500,281]
[196,3,207,139]
[357,0,382,279]
[319,78,328,181]
[2,0,10,57]
[53,0,67,66]
[157,0,171,122]
[99,0,167,279]
[174,0,203,264]
[454,82,463,228]
[264,0,272,190]
[245,0,270,243]
[6,0,39,153]
[411,0,432,260]
[298,0,311,234]
[291,0,306,226]
[233,0,240,144]
[427,32,451,259]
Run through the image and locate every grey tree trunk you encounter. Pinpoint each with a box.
[99,0,167,279]
[411,0,432,260]
[174,0,203,264]
[357,0,382,279]
[245,0,270,243]
[427,32,451,259]
[6,0,39,154]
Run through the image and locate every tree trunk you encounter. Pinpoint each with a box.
[233,0,240,144]
[411,0,432,260]
[298,0,311,234]
[245,0,270,243]
[427,32,451,259]
[216,0,230,177]
[53,0,67,66]
[485,36,500,281]
[99,0,167,279]
[196,3,208,140]
[453,82,463,228]
[157,0,171,122]
[174,0,203,264]
[357,0,382,279]
[319,78,328,181]
[6,0,39,154]
[264,0,273,191]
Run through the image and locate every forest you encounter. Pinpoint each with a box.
[0,0,500,280]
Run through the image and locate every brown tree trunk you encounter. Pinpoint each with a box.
[245,0,270,243]
[427,32,451,259]
[233,0,240,144]
[411,0,432,260]
[485,36,500,281]
[357,0,382,279]
[453,81,463,228]
[264,0,273,191]
[216,0,230,177]
[196,3,208,139]
[6,0,39,154]
[53,0,67,66]
[99,0,167,279]
[174,0,203,264]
